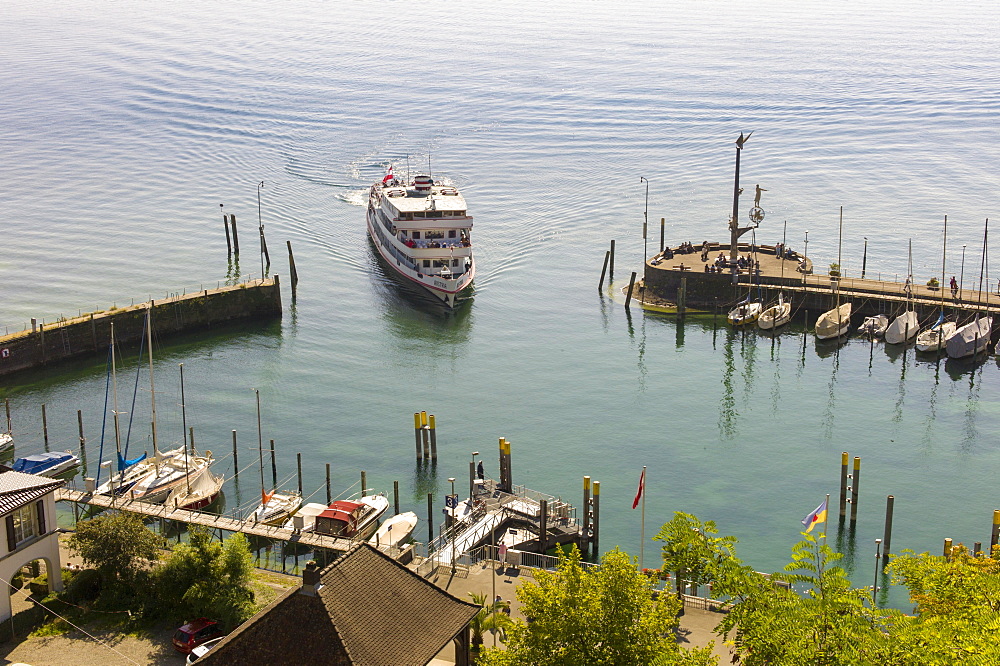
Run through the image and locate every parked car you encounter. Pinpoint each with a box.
[173,618,223,654]
[186,636,225,663]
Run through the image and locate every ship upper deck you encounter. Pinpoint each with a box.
[379,183,468,216]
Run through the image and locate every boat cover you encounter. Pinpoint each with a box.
[13,452,76,475]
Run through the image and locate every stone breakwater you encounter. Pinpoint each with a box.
[0,276,282,377]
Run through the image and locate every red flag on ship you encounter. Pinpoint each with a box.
[382,165,394,184]
[632,468,645,509]
[262,489,274,506]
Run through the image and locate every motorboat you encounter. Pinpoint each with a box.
[253,489,303,526]
[916,320,957,353]
[0,432,12,453]
[815,303,852,340]
[369,511,418,549]
[946,316,993,359]
[857,315,889,339]
[884,310,919,345]
[314,494,389,540]
[12,451,79,477]
[728,300,763,326]
[283,502,329,533]
[366,168,475,307]
[758,297,791,330]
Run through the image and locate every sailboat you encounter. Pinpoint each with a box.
[885,240,919,345]
[947,219,993,359]
[250,389,301,526]
[916,216,956,353]
[758,293,791,330]
[816,207,852,339]
[728,299,763,325]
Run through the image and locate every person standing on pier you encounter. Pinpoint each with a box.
[951,275,958,297]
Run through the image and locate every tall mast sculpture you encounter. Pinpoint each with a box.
[728,132,764,284]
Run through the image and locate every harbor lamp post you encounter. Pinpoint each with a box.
[960,244,967,299]
[257,181,265,278]
[640,176,649,262]
[873,538,883,605]
[803,230,809,284]
[448,477,457,574]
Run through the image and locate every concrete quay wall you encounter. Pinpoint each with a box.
[0,276,282,377]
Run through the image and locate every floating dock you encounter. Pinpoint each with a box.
[0,276,282,377]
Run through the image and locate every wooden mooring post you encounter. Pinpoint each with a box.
[414,412,422,460]
[659,218,665,252]
[882,495,894,562]
[625,272,637,310]
[850,456,861,523]
[325,464,331,505]
[232,430,238,478]
[296,453,303,494]
[428,415,438,462]
[230,213,240,256]
[678,277,687,317]
[361,471,367,497]
[599,251,610,289]
[270,439,277,488]
[539,500,548,554]
[221,204,232,255]
[991,510,1000,555]
[609,240,615,283]
[393,480,400,516]
[591,480,600,556]
[581,476,591,557]
[77,410,86,460]
[839,452,849,517]
[41,404,49,451]
[287,241,299,287]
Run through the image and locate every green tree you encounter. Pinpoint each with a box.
[154,528,255,627]
[67,511,162,604]
[477,546,715,666]
[718,532,900,665]
[654,512,738,600]
[886,544,1000,663]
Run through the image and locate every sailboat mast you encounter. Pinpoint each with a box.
[941,216,947,317]
[180,364,191,495]
[977,218,989,301]
[146,307,159,459]
[836,206,843,319]
[255,389,265,494]
[110,322,122,465]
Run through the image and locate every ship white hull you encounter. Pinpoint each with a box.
[366,209,474,307]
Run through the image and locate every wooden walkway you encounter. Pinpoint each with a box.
[56,488,357,552]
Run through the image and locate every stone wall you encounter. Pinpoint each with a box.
[0,277,282,377]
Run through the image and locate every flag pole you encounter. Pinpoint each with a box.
[640,466,647,569]
[822,493,830,539]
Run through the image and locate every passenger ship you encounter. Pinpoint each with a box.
[366,169,475,307]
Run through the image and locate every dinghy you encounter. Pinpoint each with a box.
[857,315,888,338]
[815,303,852,340]
[369,511,418,549]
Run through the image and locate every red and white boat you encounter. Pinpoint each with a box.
[314,494,389,540]
[366,168,475,307]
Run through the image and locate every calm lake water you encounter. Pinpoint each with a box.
[3,0,1000,606]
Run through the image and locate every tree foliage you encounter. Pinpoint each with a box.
[477,545,715,666]
[654,512,739,599]
[154,528,255,627]
[67,511,162,603]
[467,591,513,648]
[886,545,1000,663]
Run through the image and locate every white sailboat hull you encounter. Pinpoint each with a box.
[758,302,791,330]
[916,321,957,353]
[728,301,763,326]
[858,315,889,338]
[885,311,919,345]
[946,317,993,359]
[815,303,852,340]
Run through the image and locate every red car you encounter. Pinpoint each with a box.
[172,618,223,654]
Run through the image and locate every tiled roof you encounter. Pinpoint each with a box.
[0,467,64,516]
[200,543,480,666]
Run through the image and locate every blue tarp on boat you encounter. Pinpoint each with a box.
[13,452,77,476]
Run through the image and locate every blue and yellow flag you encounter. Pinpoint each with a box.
[801,500,828,533]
